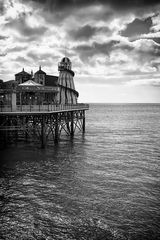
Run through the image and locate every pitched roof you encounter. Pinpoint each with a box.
[45,75,58,87]
[15,68,31,76]
[19,80,42,86]
[35,69,46,75]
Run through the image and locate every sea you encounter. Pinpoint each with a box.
[0,103,160,240]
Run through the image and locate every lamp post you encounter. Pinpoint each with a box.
[35,96,37,104]
[29,96,32,112]
[35,96,37,111]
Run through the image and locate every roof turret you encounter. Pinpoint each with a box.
[15,68,31,76]
[58,56,74,76]
[61,57,71,63]
[35,66,46,75]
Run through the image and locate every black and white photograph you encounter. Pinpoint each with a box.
[0,0,160,239]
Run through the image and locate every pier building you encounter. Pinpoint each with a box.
[0,57,89,148]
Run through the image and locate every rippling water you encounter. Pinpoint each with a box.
[0,104,160,240]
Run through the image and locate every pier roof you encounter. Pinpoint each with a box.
[18,80,59,93]
[19,80,42,86]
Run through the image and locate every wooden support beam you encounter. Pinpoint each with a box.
[70,111,74,137]
[41,115,46,148]
[25,116,28,141]
[0,107,88,147]
[54,113,59,144]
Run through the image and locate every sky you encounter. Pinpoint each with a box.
[0,0,160,103]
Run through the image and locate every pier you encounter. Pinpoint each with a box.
[0,104,89,148]
[0,57,89,148]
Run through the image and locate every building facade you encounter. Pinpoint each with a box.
[0,57,79,107]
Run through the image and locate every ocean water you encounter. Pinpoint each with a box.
[0,104,160,240]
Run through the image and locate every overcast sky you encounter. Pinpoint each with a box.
[1,0,160,102]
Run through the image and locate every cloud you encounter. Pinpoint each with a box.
[5,13,48,40]
[126,78,160,87]
[69,25,97,41]
[68,24,112,42]
[0,52,7,57]
[7,46,27,53]
[0,0,160,103]
[22,0,160,11]
[0,1,4,14]
[121,17,152,38]
[14,56,30,65]
[74,40,119,61]
[133,39,160,58]
[0,35,8,40]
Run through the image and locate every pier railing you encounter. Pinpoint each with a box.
[0,103,89,113]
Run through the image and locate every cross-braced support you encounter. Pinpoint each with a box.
[0,109,86,148]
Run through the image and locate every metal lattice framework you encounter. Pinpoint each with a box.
[0,109,86,148]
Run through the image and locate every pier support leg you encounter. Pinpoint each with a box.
[82,110,85,133]
[70,111,74,137]
[41,115,46,148]
[54,113,59,144]
[4,117,9,146]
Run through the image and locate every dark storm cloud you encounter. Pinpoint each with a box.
[121,17,152,38]
[105,0,160,10]
[74,40,119,61]
[0,35,8,40]
[69,25,111,41]
[69,25,97,40]
[0,1,4,14]
[24,0,160,11]
[151,38,160,44]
